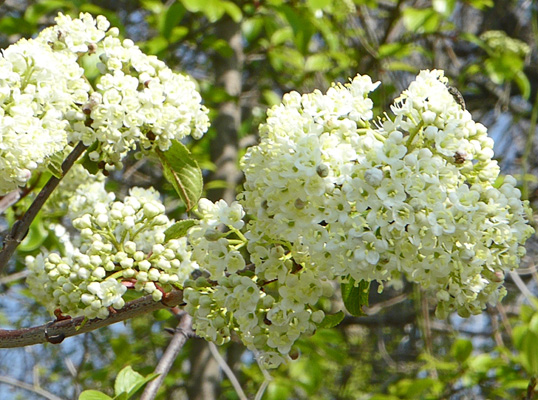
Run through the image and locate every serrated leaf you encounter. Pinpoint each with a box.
[341,277,369,316]
[156,140,202,211]
[114,366,144,396]
[79,390,113,400]
[164,219,198,241]
[319,311,345,328]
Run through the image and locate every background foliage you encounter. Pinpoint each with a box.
[0,0,537,399]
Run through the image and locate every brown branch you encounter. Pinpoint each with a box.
[0,141,88,273]
[0,288,183,348]
[140,312,194,400]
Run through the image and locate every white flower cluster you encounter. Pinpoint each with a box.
[37,13,210,170]
[26,184,198,319]
[240,70,534,320]
[0,12,209,193]
[184,199,330,367]
[0,37,89,194]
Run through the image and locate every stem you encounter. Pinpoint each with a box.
[208,342,248,400]
[0,288,183,348]
[0,142,88,273]
[405,120,424,150]
[140,312,194,400]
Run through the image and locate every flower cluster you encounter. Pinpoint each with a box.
[183,199,330,367]
[0,12,209,193]
[0,37,89,195]
[37,13,210,170]
[26,184,198,319]
[240,69,533,320]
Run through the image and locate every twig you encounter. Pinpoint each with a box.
[140,312,194,400]
[0,269,29,284]
[0,189,20,214]
[208,342,248,400]
[254,353,272,400]
[0,142,88,273]
[526,377,537,400]
[0,375,65,400]
[509,270,536,307]
[0,288,183,348]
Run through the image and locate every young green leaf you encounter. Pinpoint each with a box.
[341,277,370,316]
[164,219,198,241]
[156,139,202,211]
[80,141,100,175]
[319,311,345,329]
[46,150,65,179]
[79,390,113,400]
[114,366,144,397]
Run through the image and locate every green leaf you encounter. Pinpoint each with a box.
[277,5,314,54]
[319,311,345,328]
[156,140,202,211]
[80,141,100,175]
[468,0,493,9]
[529,314,538,335]
[222,1,243,22]
[180,0,203,12]
[153,309,173,321]
[114,366,144,396]
[378,43,414,59]
[126,373,159,399]
[402,8,440,33]
[143,36,169,55]
[450,338,473,363]
[304,53,331,72]
[521,330,538,375]
[159,1,186,40]
[432,0,456,16]
[79,390,113,400]
[19,214,48,252]
[384,61,419,73]
[46,150,65,179]
[24,0,67,25]
[514,70,531,100]
[341,277,369,316]
[164,219,198,241]
[307,0,330,10]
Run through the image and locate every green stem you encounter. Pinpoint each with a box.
[405,120,424,150]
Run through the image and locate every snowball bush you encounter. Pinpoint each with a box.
[0,12,209,194]
[27,183,198,319]
[184,70,534,367]
[15,14,532,369]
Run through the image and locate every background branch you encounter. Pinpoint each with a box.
[0,375,65,400]
[0,288,183,348]
[0,141,88,273]
[208,342,248,400]
[140,312,194,400]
